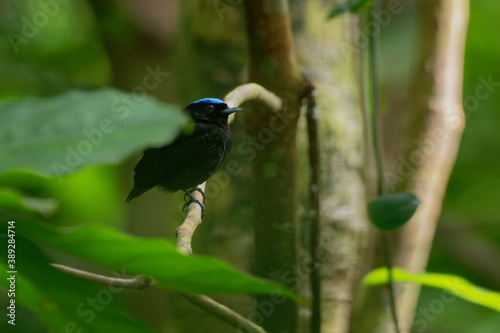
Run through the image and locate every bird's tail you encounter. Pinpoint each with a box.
[126,186,148,203]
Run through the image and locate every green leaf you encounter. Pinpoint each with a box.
[1,216,297,299]
[327,0,371,19]
[367,192,420,230]
[0,187,58,217]
[0,88,187,177]
[0,230,156,333]
[0,170,56,196]
[363,267,500,312]
[0,188,35,214]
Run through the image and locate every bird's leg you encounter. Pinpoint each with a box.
[182,188,206,216]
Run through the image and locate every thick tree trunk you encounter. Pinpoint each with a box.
[244,1,303,332]
[351,1,469,332]
[391,1,469,331]
[294,2,371,332]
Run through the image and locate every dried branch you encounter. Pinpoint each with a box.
[50,263,152,289]
[181,294,267,333]
[176,183,206,255]
[225,83,282,112]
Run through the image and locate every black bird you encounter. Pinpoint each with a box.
[126,98,242,213]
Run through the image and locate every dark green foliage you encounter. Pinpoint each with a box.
[1,215,295,297]
[1,221,156,333]
[367,192,420,231]
[0,87,295,331]
[0,88,187,177]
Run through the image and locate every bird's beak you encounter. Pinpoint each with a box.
[221,107,243,115]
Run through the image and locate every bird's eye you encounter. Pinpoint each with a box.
[206,104,215,111]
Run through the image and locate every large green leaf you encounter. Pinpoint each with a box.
[1,216,296,299]
[364,267,500,312]
[0,88,187,177]
[0,187,36,214]
[0,228,156,333]
[0,187,58,217]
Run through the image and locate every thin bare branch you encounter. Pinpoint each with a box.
[176,183,206,255]
[181,294,267,333]
[225,83,282,112]
[50,263,152,289]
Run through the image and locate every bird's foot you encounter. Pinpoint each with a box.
[182,188,206,216]
[183,187,207,204]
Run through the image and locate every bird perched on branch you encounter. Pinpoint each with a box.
[126,98,242,213]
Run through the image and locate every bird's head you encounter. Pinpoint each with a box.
[184,98,242,126]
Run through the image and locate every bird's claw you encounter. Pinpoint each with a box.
[183,187,207,203]
[183,187,206,216]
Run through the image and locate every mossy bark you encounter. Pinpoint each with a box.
[294,2,371,332]
[244,1,303,332]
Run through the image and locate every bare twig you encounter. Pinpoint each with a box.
[181,294,267,333]
[176,183,206,255]
[304,79,322,333]
[225,83,282,112]
[50,263,152,289]
[225,83,283,125]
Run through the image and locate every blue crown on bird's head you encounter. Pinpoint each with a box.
[188,98,226,106]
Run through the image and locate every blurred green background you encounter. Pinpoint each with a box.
[0,0,499,332]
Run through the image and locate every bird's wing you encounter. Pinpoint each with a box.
[131,128,220,189]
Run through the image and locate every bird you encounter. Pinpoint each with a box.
[126,98,242,214]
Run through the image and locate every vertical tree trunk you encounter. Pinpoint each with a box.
[351,1,469,332]
[391,0,469,331]
[294,2,371,332]
[244,1,303,332]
